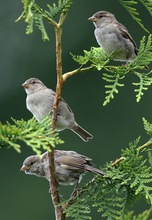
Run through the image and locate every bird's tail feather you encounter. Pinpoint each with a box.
[71,125,93,142]
[85,165,106,176]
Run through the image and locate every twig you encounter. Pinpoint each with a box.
[111,139,152,167]
[137,138,152,151]
[111,156,125,167]
[63,66,93,82]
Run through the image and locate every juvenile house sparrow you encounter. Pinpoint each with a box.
[88,11,138,64]
[20,150,105,186]
[22,78,93,142]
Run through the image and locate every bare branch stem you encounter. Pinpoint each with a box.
[111,156,125,167]
[48,13,66,220]
[63,66,93,82]
[137,138,152,151]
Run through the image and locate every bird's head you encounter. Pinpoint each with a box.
[88,11,116,27]
[20,155,41,175]
[22,78,45,94]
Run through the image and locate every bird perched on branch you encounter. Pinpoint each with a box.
[20,150,105,186]
[88,11,138,65]
[22,78,93,142]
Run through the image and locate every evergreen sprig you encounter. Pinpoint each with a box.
[64,197,91,220]
[16,0,49,40]
[102,71,125,106]
[71,34,152,105]
[119,0,150,33]
[64,135,152,219]
[117,208,152,220]
[139,0,152,16]
[0,116,63,154]
[70,47,110,70]
[132,35,152,101]
[71,48,127,106]
[143,117,152,137]
[133,71,152,102]
[121,139,152,202]
[46,0,72,19]
[131,35,152,68]
[16,0,72,40]
[34,13,49,41]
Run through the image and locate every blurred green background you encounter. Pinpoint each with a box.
[0,0,152,219]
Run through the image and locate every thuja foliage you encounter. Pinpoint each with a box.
[64,131,152,219]
[119,0,152,33]
[1,0,150,219]
[17,0,152,106]
[0,116,63,154]
[16,0,72,40]
[71,35,152,105]
[0,116,152,219]
[118,208,152,220]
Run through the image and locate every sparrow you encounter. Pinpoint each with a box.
[20,150,105,186]
[88,11,138,64]
[22,78,93,142]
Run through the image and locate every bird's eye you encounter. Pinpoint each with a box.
[32,81,36,84]
[30,162,34,165]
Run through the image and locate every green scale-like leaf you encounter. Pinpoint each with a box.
[102,72,125,106]
[0,117,63,154]
[139,0,152,16]
[143,117,152,136]
[119,0,150,32]
[16,0,72,41]
[64,131,152,219]
[71,47,110,69]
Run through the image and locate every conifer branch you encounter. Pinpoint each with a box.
[14,1,152,219]
[138,138,152,151]
[0,117,63,154]
[139,0,152,16]
[111,156,126,166]
[48,11,67,220]
[119,0,150,33]
[64,135,152,219]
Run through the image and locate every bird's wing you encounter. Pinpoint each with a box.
[55,155,92,171]
[59,97,73,115]
[118,22,138,55]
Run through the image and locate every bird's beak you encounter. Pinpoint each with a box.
[22,82,30,88]
[88,16,97,22]
[20,165,30,171]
